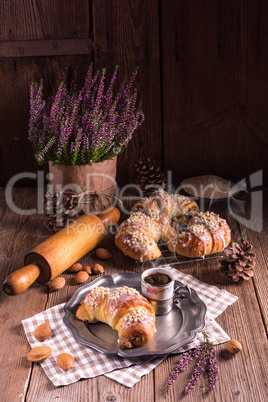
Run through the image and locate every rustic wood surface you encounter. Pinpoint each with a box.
[0,187,267,402]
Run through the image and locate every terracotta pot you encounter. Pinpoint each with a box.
[48,157,117,212]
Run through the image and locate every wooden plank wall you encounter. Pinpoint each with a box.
[161,0,268,186]
[0,0,92,186]
[0,0,267,187]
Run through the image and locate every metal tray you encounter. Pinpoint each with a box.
[63,272,206,357]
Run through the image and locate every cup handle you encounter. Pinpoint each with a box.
[174,284,191,299]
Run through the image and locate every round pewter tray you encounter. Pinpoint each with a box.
[63,272,206,357]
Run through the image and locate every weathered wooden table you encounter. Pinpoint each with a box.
[0,188,267,402]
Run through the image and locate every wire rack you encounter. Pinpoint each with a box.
[136,241,223,272]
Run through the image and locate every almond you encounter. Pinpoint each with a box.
[27,346,52,362]
[48,277,65,291]
[74,271,89,284]
[69,263,83,273]
[95,248,112,260]
[34,323,52,342]
[92,263,104,275]
[226,339,242,354]
[57,353,75,370]
[82,265,92,275]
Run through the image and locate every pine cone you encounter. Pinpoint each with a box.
[220,240,256,282]
[135,157,166,196]
[43,191,81,233]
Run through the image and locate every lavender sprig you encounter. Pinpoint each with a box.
[185,351,207,392]
[164,334,219,396]
[207,345,218,390]
[28,65,144,165]
[164,347,202,395]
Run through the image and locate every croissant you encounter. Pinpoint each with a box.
[131,190,199,222]
[76,286,156,348]
[115,212,170,260]
[115,190,199,261]
[167,211,231,257]
[115,190,231,260]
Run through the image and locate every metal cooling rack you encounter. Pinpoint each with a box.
[136,241,223,272]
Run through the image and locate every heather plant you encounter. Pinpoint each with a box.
[164,333,218,395]
[28,65,144,165]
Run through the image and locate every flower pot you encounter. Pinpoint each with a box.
[48,157,117,213]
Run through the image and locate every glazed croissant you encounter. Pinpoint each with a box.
[76,286,156,348]
[115,212,170,261]
[131,190,199,221]
[167,211,231,258]
[115,190,199,261]
[115,190,231,260]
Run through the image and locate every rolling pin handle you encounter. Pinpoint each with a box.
[98,207,121,227]
[3,264,41,296]
[3,207,121,296]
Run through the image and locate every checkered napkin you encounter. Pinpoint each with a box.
[22,267,238,388]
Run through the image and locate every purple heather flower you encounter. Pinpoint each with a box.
[35,137,55,164]
[164,349,201,395]
[185,352,207,392]
[207,348,218,390]
[28,64,144,165]
[164,334,218,396]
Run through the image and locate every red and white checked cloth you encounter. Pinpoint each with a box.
[22,267,238,388]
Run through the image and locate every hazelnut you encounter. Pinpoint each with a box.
[95,248,112,260]
[34,323,52,342]
[27,346,52,362]
[226,339,242,354]
[74,271,89,284]
[92,263,104,275]
[69,263,83,273]
[57,353,75,370]
[82,265,92,275]
[48,277,65,291]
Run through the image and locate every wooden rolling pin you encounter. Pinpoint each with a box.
[3,207,120,296]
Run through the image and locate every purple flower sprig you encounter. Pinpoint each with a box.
[28,65,144,165]
[164,346,202,395]
[164,333,219,396]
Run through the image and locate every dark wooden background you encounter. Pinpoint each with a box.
[0,0,267,188]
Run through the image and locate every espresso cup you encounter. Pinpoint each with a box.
[141,267,175,315]
[141,267,174,307]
